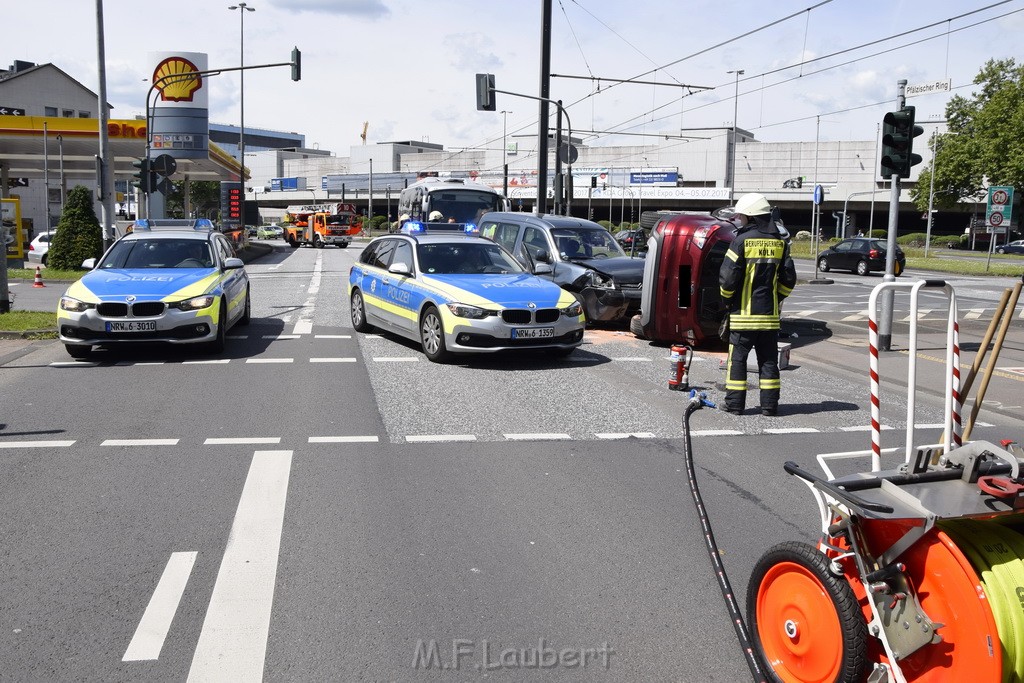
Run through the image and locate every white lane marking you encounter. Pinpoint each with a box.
[373,357,419,362]
[613,357,652,362]
[308,435,379,443]
[262,335,300,340]
[913,423,947,429]
[204,437,282,445]
[102,439,179,447]
[689,430,744,437]
[965,308,985,320]
[405,434,477,443]
[122,551,198,662]
[595,432,656,439]
[503,433,571,441]
[226,335,248,340]
[765,428,821,434]
[291,252,322,336]
[183,359,230,365]
[0,440,75,448]
[49,361,100,368]
[188,450,292,682]
[315,334,351,339]
[245,358,294,364]
[841,425,894,432]
[135,362,165,366]
[310,357,357,363]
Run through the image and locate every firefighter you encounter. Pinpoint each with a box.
[719,193,797,416]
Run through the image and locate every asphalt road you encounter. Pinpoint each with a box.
[2,241,1023,680]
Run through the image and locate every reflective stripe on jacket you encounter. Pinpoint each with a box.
[719,222,797,331]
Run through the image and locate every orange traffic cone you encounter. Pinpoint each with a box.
[33,266,46,288]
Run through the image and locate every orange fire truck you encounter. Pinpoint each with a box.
[281,203,360,249]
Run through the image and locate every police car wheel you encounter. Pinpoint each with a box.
[238,287,251,326]
[351,290,372,333]
[206,303,227,354]
[65,344,91,359]
[420,306,450,363]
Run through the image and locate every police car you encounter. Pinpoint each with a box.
[348,227,585,362]
[57,219,251,359]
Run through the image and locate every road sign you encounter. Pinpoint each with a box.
[986,185,1014,228]
[813,184,823,205]
[906,79,952,98]
[558,143,578,165]
[151,154,177,177]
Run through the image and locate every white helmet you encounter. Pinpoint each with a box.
[733,193,772,217]
[428,210,443,221]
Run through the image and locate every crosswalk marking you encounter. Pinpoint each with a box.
[123,551,197,662]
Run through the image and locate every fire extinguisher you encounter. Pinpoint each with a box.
[668,344,693,391]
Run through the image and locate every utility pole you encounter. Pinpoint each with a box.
[727,69,744,203]
[535,0,552,215]
[95,0,116,251]
[877,80,907,353]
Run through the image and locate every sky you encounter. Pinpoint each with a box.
[5,0,1023,172]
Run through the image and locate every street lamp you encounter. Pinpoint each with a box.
[727,69,744,203]
[229,2,255,221]
[500,110,512,197]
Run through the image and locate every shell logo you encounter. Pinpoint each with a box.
[153,56,203,103]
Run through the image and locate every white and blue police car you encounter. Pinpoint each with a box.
[349,224,585,362]
[57,219,251,359]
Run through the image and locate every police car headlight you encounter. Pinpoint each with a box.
[59,296,95,312]
[445,303,493,319]
[171,295,216,311]
[561,301,583,317]
[578,270,615,289]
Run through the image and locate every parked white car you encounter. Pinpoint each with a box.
[27,230,56,266]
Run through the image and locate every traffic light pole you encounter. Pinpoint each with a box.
[877,79,906,353]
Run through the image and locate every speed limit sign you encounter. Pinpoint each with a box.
[987,185,1014,229]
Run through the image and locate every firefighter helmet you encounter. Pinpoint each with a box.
[428,210,443,221]
[733,193,772,217]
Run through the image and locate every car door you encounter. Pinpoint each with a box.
[215,235,247,325]
[381,239,418,335]
[356,239,397,329]
[830,240,855,270]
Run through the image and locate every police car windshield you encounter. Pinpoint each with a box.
[100,238,214,269]
[551,227,626,260]
[417,242,524,275]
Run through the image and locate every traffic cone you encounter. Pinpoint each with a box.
[33,266,46,288]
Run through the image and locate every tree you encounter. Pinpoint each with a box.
[912,58,1024,211]
[46,185,103,270]
[165,180,221,219]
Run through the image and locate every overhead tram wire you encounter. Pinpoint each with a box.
[582,3,1022,145]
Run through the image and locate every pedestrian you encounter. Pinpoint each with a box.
[719,193,797,416]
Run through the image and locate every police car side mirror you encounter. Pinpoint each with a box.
[81,258,97,269]
[533,263,553,275]
[388,262,412,277]
[223,257,244,270]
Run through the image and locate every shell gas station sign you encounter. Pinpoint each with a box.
[148,51,209,159]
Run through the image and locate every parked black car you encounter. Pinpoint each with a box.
[817,237,905,276]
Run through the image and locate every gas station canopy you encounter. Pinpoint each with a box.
[0,115,243,183]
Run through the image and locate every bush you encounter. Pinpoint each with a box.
[597,220,614,231]
[935,234,967,249]
[897,232,929,247]
[369,215,387,230]
[794,230,812,241]
[46,185,103,270]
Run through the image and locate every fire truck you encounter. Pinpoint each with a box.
[281,203,360,249]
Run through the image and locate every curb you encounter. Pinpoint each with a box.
[0,328,57,339]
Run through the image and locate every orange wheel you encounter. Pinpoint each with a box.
[748,542,868,683]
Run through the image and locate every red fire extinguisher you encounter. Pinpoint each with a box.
[669,344,693,391]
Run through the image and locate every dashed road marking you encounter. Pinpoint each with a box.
[503,433,571,441]
[262,334,300,340]
[315,334,351,339]
[245,358,294,364]
[595,432,656,439]
[308,436,379,443]
[0,439,75,448]
[183,359,230,365]
[765,428,821,434]
[204,437,282,445]
[102,438,179,447]
[310,357,357,363]
[689,430,744,437]
[405,434,478,443]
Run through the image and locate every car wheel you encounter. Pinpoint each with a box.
[855,260,869,276]
[996,247,1006,254]
[288,236,300,249]
[350,289,372,333]
[817,257,830,273]
[314,235,324,249]
[205,303,227,354]
[65,344,91,359]
[420,305,450,363]
[338,242,349,249]
[41,254,48,266]
[894,261,904,277]
[238,286,251,326]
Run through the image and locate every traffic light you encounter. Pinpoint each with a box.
[880,105,924,179]
[131,158,155,193]
[291,47,301,82]
[475,73,495,111]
